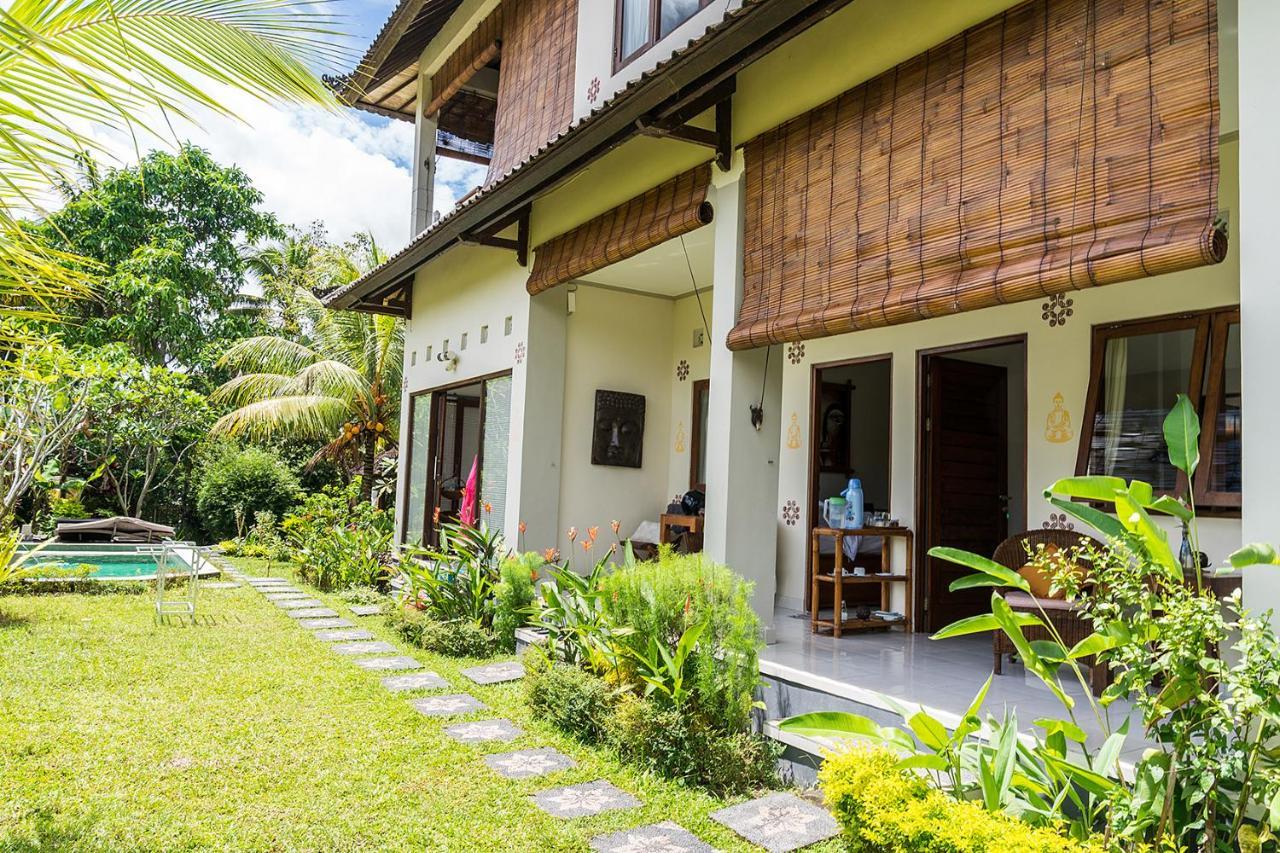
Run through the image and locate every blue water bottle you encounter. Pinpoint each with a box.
[842,479,864,529]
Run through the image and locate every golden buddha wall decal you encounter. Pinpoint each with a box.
[1044,392,1073,443]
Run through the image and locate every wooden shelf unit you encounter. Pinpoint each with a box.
[810,526,913,637]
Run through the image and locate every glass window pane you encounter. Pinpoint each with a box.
[1208,323,1242,494]
[1086,327,1195,492]
[695,386,709,487]
[660,0,700,37]
[481,376,512,538]
[620,0,650,59]
[403,393,431,546]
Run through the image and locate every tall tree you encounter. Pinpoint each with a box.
[0,0,343,347]
[41,147,281,371]
[210,239,402,502]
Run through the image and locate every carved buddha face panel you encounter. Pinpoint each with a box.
[591,390,645,468]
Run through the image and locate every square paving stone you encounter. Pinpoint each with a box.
[264,592,307,601]
[443,719,523,743]
[381,671,449,692]
[275,598,325,610]
[353,656,422,671]
[247,578,290,586]
[532,781,641,819]
[287,608,339,619]
[484,748,575,779]
[330,640,399,656]
[348,604,383,617]
[200,581,239,589]
[313,628,375,642]
[461,660,525,685]
[299,617,355,629]
[710,793,838,853]
[590,822,715,853]
[410,694,487,717]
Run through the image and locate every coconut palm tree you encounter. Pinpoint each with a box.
[0,0,345,343]
[210,238,403,502]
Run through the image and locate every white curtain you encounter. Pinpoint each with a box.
[1102,339,1128,475]
[621,0,649,58]
[481,376,512,539]
[403,393,432,546]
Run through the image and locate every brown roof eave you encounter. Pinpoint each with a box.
[325,0,858,311]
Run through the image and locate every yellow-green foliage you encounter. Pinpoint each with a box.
[820,748,1092,853]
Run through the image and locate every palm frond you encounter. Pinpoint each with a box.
[209,394,350,442]
[218,334,319,375]
[209,371,295,407]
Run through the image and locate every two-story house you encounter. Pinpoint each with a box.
[327,0,1274,763]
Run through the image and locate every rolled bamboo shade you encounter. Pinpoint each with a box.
[728,0,1225,351]
[527,165,714,295]
[487,0,577,184]
[426,7,502,119]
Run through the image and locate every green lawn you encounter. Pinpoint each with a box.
[0,558,837,851]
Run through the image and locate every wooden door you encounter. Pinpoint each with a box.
[922,357,1009,632]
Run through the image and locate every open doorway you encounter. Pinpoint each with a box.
[917,338,1026,633]
[805,355,892,613]
[402,373,512,546]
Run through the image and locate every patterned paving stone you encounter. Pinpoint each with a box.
[410,694,486,717]
[353,656,422,671]
[264,592,308,601]
[247,578,290,586]
[532,781,641,819]
[461,660,525,685]
[312,628,375,642]
[348,604,383,617]
[200,582,239,589]
[257,586,301,594]
[590,822,715,853]
[710,793,838,853]
[443,719,523,743]
[299,617,355,629]
[381,671,449,692]
[275,598,325,610]
[330,640,398,656]
[287,608,339,619]
[484,748,575,779]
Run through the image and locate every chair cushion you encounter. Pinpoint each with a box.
[1015,544,1089,600]
[1005,591,1078,612]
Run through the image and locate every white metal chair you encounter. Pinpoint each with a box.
[146,541,200,618]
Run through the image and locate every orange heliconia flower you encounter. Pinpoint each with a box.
[433,507,441,524]
[542,547,560,563]
[610,519,621,535]
[483,501,493,514]
[519,521,528,534]
[581,540,592,552]
[567,527,578,542]
[587,526,599,543]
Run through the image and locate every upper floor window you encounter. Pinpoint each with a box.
[616,0,712,70]
[1077,307,1240,511]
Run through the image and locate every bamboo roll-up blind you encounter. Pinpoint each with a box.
[527,165,714,295]
[728,0,1224,352]
[428,9,503,117]
[486,0,577,184]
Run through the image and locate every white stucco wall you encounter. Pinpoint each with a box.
[665,291,714,500]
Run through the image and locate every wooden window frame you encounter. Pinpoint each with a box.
[1075,307,1240,513]
[613,0,713,73]
[689,378,709,492]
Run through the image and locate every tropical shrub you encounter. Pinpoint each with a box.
[523,650,615,744]
[493,552,540,652]
[280,484,393,590]
[387,607,497,658]
[821,747,1090,853]
[400,521,508,626]
[195,446,299,540]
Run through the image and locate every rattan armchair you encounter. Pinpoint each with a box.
[991,529,1109,697]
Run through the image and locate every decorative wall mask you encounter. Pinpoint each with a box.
[591,390,645,468]
[674,422,686,453]
[1042,293,1074,327]
[1044,392,1073,443]
[786,413,802,449]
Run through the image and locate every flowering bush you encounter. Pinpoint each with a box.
[282,484,393,591]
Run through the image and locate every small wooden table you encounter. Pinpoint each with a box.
[659,513,703,548]
[810,526,913,637]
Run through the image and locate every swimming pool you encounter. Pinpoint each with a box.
[14,543,214,581]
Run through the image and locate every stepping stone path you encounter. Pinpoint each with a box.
[532,781,641,819]
[381,671,449,692]
[247,579,290,586]
[461,661,524,685]
[443,719,523,743]
[313,628,375,642]
[299,617,354,629]
[354,655,423,672]
[348,604,382,617]
[264,592,308,601]
[710,793,838,853]
[590,822,715,853]
[287,608,339,619]
[484,748,575,779]
[200,581,239,589]
[275,599,325,610]
[411,694,486,717]
[330,640,398,656]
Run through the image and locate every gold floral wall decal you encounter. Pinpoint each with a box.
[786,413,802,449]
[674,422,686,453]
[1044,391,1073,443]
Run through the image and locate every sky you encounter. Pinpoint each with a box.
[87,0,487,254]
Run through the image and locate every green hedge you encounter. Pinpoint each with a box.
[820,748,1093,853]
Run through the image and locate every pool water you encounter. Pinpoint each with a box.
[26,554,186,579]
